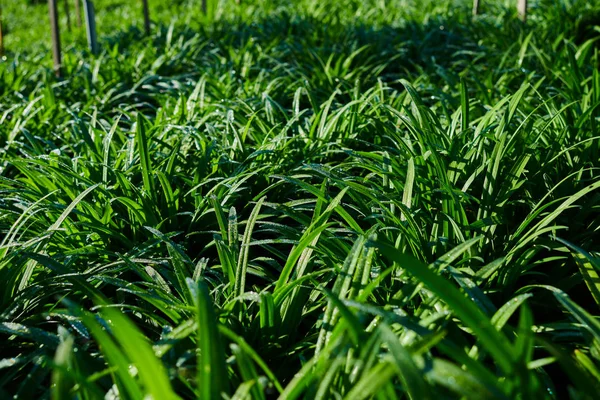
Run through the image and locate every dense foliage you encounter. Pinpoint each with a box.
[2,0,600,398]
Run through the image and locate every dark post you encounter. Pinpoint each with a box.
[473,0,480,16]
[141,0,150,35]
[202,0,206,14]
[74,0,82,28]
[64,0,72,32]
[48,0,62,77]
[0,5,4,57]
[83,0,98,54]
[517,0,527,22]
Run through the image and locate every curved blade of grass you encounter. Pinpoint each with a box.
[379,323,431,400]
[100,307,179,400]
[236,197,265,297]
[539,285,600,341]
[219,325,283,393]
[492,293,534,330]
[342,362,397,400]
[187,277,229,400]
[372,240,514,374]
[135,113,155,200]
[554,237,600,307]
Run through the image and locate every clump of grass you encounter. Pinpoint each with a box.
[1,0,600,398]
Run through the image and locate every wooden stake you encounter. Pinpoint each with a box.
[518,0,527,22]
[202,0,206,14]
[49,0,62,77]
[473,0,480,16]
[0,5,4,57]
[83,0,98,54]
[141,0,150,35]
[64,0,72,32]
[74,0,82,28]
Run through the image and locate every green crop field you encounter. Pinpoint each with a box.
[2,0,600,398]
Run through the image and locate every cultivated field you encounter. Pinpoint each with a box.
[1,0,600,398]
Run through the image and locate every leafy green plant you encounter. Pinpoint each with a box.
[1,0,600,399]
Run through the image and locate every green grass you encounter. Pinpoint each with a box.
[2,0,600,398]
